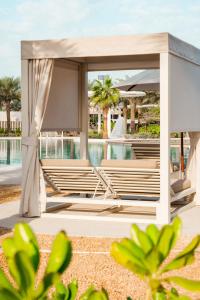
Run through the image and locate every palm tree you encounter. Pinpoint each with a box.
[0,77,21,134]
[90,77,119,139]
[136,91,160,128]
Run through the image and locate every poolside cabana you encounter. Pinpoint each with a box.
[20,33,200,224]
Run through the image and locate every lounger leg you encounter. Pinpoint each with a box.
[93,180,101,199]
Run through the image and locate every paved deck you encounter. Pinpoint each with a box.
[0,199,199,237]
[0,165,21,185]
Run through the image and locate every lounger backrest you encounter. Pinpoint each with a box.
[99,159,160,197]
[132,143,160,160]
[40,159,105,194]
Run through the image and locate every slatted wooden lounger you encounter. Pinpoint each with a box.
[97,159,195,203]
[132,143,160,159]
[131,143,178,171]
[40,159,106,196]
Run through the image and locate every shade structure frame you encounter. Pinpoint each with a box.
[20,32,200,224]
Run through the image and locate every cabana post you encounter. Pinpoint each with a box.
[20,33,200,224]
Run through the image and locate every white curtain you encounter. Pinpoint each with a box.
[186,132,200,204]
[20,59,54,216]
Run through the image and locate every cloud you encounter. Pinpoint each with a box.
[0,0,92,76]
[1,0,200,77]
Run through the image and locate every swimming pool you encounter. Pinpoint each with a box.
[0,138,189,167]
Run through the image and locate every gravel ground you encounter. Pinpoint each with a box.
[0,185,21,204]
[0,231,200,299]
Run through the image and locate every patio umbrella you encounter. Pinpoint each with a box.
[115,70,184,173]
[114,69,160,91]
[88,90,145,98]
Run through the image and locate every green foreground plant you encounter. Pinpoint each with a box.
[1,218,200,300]
[111,217,200,299]
[0,223,108,300]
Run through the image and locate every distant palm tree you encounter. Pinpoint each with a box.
[135,91,160,128]
[90,77,119,139]
[0,77,21,134]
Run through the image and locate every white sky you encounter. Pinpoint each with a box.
[1,0,200,81]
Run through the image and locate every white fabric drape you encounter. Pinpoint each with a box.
[20,59,54,216]
[186,132,200,204]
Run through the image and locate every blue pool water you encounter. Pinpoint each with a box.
[0,138,189,167]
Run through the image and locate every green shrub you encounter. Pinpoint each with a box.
[1,219,200,300]
[15,128,21,136]
[138,124,160,137]
[0,128,22,137]
[0,223,108,300]
[88,130,103,139]
[111,217,200,300]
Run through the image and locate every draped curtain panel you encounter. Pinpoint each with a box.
[186,132,200,204]
[20,59,54,216]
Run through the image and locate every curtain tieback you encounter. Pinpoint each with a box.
[21,136,38,147]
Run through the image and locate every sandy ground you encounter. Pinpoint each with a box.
[0,230,200,299]
[1,186,200,298]
[0,185,21,204]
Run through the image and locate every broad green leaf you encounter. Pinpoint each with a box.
[146,224,160,245]
[45,231,72,274]
[0,268,14,291]
[174,296,191,300]
[80,287,108,300]
[35,273,60,299]
[53,281,69,300]
[57,281,68,295]
[131,225,153,254]
[177,235,200,257]
[138,230,154,254]
[120,238,145,260]
[80,286,96,299]
[168,287,191,300]
[162,235,200,273]
[87,290,108,300]
[111,242,149,276]
[157,225,174,261]
[146,248,163,273]
[130,224,140,246]
[2,238,20,285]
[169,291,191,300]
[161,253,195,273]
[0,288,21,300]
[166,276,200,292]
[171,217,182,248]
[14,251,35,296]
[2,237,17,259]
[13,223,39,272]
[0,270,21,299]
[152,291,167,300]
[68,279,78,300]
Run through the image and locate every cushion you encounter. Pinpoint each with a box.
[171,178,191,194]
[100,159,159,169]
[40,159,91,167]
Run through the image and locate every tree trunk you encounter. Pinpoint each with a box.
[103,107,109,139]
[6,101,11,135]
[137,107,142,131]
[130,99,136,134]
[123,106,127,134]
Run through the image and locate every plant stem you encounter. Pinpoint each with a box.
[145,289,151,300]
